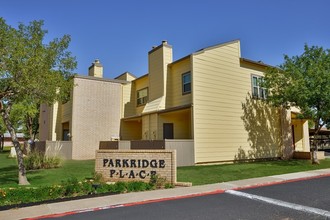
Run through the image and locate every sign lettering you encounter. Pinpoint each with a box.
[95,150,176,184]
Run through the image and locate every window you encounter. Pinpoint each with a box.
[251,75,267,99]
[137,88,148,106]
[182,72,191,94]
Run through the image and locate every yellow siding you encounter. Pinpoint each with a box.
[302,120,310,151]
[52,102,62,141]
[149,113,158,139]
[192,41,282,163]
[133,76,149,115]
[116,72,136,81]
[121,121,142,140]
[166,57,192,108]
[61,100,72,123]
[122,83,135,117]
[148,44,173,101]
[140,113,159,140]
[149,48,164,101]
[292,121,303,151]
[159,109,192,139]
[142,115,149,139]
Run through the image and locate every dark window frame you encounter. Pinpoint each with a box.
[182,72,191,95]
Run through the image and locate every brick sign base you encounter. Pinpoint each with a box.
[95,150,176,184]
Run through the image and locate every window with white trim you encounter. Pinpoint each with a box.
[252,75,267,99]
[182,72,191,94]
[137,87,148,106]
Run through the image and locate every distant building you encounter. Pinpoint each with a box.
[39,40,310,163]
[3,132,26,146]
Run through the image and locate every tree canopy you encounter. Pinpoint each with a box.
[263,44,330,163]
[0,19,76,105]
[0,18,77,184]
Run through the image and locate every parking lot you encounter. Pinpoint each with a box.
[45,176,330,220]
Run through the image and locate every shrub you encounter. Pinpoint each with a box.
[112,181,128,193]
[149,174,168,189]
[92,171,106,183]
[24,151,43,170]
[0,178,159,207]
[24,151,61,170]
[126,181,145,192]
[43,156,61,169]
[62,177,81,196]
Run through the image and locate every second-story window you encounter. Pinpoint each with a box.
[251,75,267,99]
[182,72,191,94]
[137,87,148,106]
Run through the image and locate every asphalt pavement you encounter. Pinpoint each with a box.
[1,168,330,220]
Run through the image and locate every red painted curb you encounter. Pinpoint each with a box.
[22,189,225,220]
[23,173,330,219]
[121,189,226,207]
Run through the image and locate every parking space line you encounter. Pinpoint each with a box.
[226,190,330,218]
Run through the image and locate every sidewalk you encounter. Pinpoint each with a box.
[2,168,330,220]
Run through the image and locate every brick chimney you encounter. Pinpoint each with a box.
[148,40,173,101]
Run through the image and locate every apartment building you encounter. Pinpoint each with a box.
[39,40,310,163]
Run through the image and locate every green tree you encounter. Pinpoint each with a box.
[263,45,330,164]
[10,101,40,140]
[0,18,76,185]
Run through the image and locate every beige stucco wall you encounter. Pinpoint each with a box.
[39,104,51,141]
[71,77,122,159]
[192,40,283,163]
[165,139,194,166]
[44,141,73,160]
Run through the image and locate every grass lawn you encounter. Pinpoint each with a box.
[0,148,94,188]
[178,159,330,185]
[1,147,330,187]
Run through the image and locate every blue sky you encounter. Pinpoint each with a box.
[1,0,329,78]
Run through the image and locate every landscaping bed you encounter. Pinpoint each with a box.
[2,147,330,208]
[0,178,157,210]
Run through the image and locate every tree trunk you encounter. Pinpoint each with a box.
[311,124,320,165]
[1,104,30,185]
[0,134,3,151]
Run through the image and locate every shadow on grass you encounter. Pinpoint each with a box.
[0,165,18,185]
